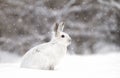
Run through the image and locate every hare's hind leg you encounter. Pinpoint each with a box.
[49,65,54,70]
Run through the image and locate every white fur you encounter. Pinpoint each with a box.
[20,22,71,70]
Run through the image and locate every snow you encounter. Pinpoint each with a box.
[0,52,21,63]
[0,53,120,78]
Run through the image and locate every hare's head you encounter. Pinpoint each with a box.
[51,22,71,46]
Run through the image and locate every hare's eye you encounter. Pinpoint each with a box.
[61,35,65,38]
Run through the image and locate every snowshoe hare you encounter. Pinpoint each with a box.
[20,22,71,70]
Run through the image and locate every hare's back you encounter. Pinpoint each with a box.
[21,43,53,66]
[28,42,53,54]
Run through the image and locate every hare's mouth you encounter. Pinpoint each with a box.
[68,39,72,45]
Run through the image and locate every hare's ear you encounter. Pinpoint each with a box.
[58,22,64,31]
[53,22,59,36]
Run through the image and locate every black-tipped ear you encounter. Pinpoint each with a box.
[53,22,59,36]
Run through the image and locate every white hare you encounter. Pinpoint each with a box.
[20,22,71,70]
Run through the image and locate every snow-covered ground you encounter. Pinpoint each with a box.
[0,52,120,78]
[0,52,21,63]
